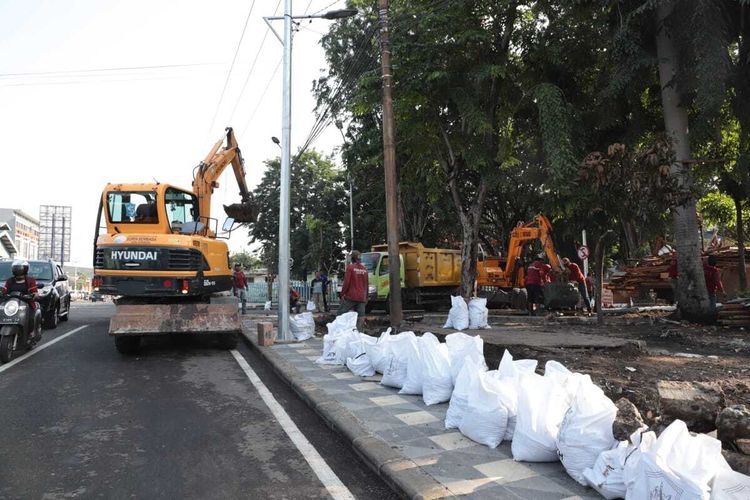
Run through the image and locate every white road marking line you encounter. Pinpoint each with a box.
[0,325,88,374]
[230,350,356,500]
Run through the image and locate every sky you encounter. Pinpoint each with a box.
[0,0,346,267]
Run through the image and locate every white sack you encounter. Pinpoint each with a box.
[494,350,538,441]
[327,311,358,336]
[380,331,418,389]
[346,353,376,377]
[316,313,361,364]
[443,295,469,331]
[365,328,392,374]
[289,312,314,341]
[625,420,730,500]
[512,371,571,462]
[468,297,489,329]
[459,371,509,448]
[399,334,425,395]
[711,468,750,500]
[264,300,272,310]
[421,333,454,405]
[445,332,486,385]
[306,300,316,312]
[445,358,485,429]
[556,377,618,486]
[582,440,631,500]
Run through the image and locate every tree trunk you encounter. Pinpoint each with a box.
[595,230,615,325]
[655,1,710,320]
[736,195,747,292]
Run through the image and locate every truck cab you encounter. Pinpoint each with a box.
[361,252,405,306]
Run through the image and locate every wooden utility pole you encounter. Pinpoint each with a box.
[378,0,403,326]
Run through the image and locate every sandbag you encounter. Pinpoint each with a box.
[443,295,469,331]
[365,328,392,374]
[399,334,425,395]
[445,358,485,429]
[421,333,453,405]
[264,300,272,310]
[326,311,358,336]
[468,297,489,329]
[625,420,731,500]
[711,468,750,500]
[346,352,375,377]
[494,350,538,441]
[306,300,316,312]
[445,332,486,385]
[289,312,314,341]
[582,440,631,500]
[459,371,509,449]
[381,331,418,389]
[512,371,571,462]
[556,377,618,486]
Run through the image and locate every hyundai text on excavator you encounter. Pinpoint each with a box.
[92,128,258,354]
[476,214,581,309]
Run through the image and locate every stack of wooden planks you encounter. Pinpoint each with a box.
[719,300,750,327]
[607,255,672,293]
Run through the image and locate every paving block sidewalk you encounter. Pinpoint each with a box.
[241,321,600,499]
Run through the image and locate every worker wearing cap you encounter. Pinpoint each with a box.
[563,257,592,313]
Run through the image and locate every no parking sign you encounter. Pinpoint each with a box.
[577,245,590,261]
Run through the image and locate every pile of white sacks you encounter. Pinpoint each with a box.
[316,311,750,499]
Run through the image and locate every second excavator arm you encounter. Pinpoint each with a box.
[193,127,257,225]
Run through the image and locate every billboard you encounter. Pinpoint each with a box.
[38,205,72,265]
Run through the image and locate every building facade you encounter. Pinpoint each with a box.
[0,208,40,260]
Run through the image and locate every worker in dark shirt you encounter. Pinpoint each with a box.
[668,252,679,305]
[703,255,725,313]
[563,257,592,313]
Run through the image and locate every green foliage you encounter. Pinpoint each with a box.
[229,250,261,271]
[698,191,736,231]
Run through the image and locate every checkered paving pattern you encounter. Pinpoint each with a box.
[271,338,600,499]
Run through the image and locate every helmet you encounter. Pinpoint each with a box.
[11,259,28,278]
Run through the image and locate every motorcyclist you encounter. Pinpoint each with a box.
[0,260,39,308]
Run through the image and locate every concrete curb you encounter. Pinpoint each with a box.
[239,328,456,500]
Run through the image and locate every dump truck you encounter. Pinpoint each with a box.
[363,242,460,311]
[92,127,258,354]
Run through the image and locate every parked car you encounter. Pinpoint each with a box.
[0,259,71,329]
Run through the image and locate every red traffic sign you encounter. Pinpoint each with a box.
[577,245,590,261]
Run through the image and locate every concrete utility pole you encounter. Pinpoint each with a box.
[378,0,403,326]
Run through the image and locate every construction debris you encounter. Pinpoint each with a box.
[717,405,750,443]
[612,397,647,441]
[657,380,725,432]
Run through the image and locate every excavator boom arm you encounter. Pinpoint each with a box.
[193,127,257,224]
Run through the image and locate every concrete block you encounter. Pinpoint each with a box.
[257,322,275,346]
[657,380,725,432]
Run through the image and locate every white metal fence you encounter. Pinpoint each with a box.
[246,279,340,305]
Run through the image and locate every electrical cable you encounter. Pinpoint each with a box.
[0,62,219,79]
[205,0,258,140]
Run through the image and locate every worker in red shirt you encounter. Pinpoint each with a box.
[338,250,369,320]
[703,255,725,313]
[525,256,551,315]
[563,257,591,313]
[232,263,248,314]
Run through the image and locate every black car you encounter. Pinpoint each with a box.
[0,259,71,329]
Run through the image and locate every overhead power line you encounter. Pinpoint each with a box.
[0,63,220,79]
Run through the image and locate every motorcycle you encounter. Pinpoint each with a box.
[0,292,42,363]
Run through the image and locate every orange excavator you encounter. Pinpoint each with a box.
[476,214,581,309]
[92,127,258,354]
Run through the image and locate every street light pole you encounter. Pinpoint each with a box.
[277,0,293,340]
[378,0,403,326]
[266,4,357,340]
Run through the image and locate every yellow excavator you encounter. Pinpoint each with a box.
[92,127,258,354]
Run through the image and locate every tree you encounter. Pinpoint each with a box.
[229,250,261,270]
[246,151,348,280]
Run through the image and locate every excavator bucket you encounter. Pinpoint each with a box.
[223,202,258,224]
[108,303,241,336]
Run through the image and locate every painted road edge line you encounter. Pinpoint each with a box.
[0,325,89,374]
[230,349,355,500]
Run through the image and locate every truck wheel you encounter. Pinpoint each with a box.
[114,336,141,355]
[511,288,528,310]
[217,332,238,350]
[44,304,59,329]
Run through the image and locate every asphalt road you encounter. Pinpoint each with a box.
[0,302,397,500]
